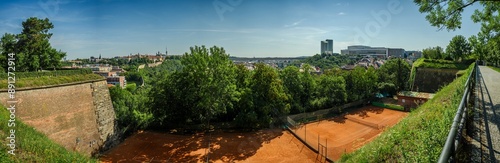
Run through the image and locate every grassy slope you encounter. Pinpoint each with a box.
[339,63,474,162]
[488,66,500,73]
[413,58,469,70]
[0,73,104,88]
[0,105,97,162]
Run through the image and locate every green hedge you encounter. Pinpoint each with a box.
[371,101,405,111]
[0,69,92,79]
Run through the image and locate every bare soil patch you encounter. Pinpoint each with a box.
[100,129,319,163]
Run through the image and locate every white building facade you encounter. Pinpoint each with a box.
[340,45,405,58]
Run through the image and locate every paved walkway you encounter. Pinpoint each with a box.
[477,66,500,162]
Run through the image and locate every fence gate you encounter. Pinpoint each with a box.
[317,138,328,162]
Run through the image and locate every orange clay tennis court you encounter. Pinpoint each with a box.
[291,106,408,160]
[100,106,407,162]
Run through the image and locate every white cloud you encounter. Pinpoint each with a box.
[336,3,349,6]
[338,12,346,16]
[284,19,305,28]
[163,29,253,33]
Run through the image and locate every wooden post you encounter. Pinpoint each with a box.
[318,134,320,151]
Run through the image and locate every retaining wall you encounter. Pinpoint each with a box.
[0,79,118,156]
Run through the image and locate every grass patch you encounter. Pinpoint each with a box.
[0,74,104,88]
[0,69,93,79]
[339,63,474,162]
[488,66,500,73]
[413,58,469,70]
[0,105,97,162]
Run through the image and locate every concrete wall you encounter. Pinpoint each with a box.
[0,79,118,156]
[412,68,459,93]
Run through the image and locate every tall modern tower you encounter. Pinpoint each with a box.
[320,39,333,55]
[326,39,333,54]
[321,41,328,55]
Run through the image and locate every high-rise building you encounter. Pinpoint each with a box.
[326,39,333,53]
[321,41,328,54]
[320,39,333,55]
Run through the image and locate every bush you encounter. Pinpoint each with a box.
[371,102,405,111]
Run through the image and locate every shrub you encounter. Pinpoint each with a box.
[371,102,405,111]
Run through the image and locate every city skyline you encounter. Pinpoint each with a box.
[0,0,481,59]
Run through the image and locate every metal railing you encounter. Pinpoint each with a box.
[438,62,477,162]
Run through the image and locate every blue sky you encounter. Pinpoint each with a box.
[0,0,482,59]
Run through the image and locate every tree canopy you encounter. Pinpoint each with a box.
[150,46,237,127]
[422,46,446,60]
[377,58,411,94]
[0,17,66,72]
[446,35,472,61]
[116,45,414,131]
[415,0,500,65]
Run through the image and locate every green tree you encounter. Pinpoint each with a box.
[250,63,289,127]
[468,34,487,61]
[298,54,353,69]
[378,58,411,94]
[316,74,347,109]
[342,67,379,101]
[0,33,16,72]
[0,17,65,72]
[414,0,500,31]
[414,1,500,65]
[364,67,379,98]
[109,86,153,133]
[446,35,471,61]
[232,64,256,128]
[484,36,500,66]
[422,46,445,59]
[280,65,304,114]
[150,46,237,128]
[301,64,316,111]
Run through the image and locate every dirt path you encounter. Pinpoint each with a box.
[477,66,500,162]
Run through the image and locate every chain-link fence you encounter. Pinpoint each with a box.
[283,99,370,162]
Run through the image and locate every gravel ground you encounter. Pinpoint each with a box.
[477,66,500,162]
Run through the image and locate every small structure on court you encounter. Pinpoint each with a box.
[397,91,435,110]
